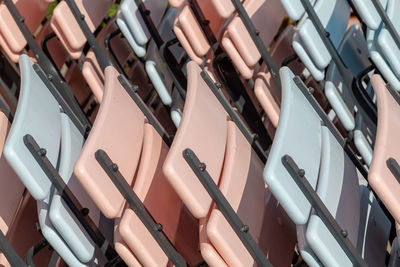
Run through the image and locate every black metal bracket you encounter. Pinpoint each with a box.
[293,76,370,180]
[230,0,281,91]
[26,239,48,267]
[182,148,272,267]
[201,69,268,163]
[159,37,187,100]
[370,0,400,51]
[23,134,119,263]
[387,158,400,184]
[118,74,173,147]
[0,230,27,267]
[299,0,377,128]
[94,149,187,267]
[281,154,368,267]
[104,28,127,76]
[3,0,91,134]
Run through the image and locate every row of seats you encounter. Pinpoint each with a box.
[0,0,399,266]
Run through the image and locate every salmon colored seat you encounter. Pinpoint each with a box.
[369,74,400,225]
[221,0,285,79]
[0,0,52,62]
[163,61,296,266]
[264,67,390,266]
[50,0,113,60]
[75,66,201,266]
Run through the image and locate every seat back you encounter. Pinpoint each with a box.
[50,0,113,59]
[74,66,145,219]
[3,54,61,201]
[117,0,168,57]
[369,74,400,223]
[221,0,285,79]
[0,0,51,62]
[291,0,350,81]
[0,112,25,236]
[162,61,228,219]
[264,67,322,225]
[352,0,388,30]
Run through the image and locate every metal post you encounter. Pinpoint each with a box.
[95,149,187,267]
[23,134,119,263]
[183,148,272,267]
[0,230,27,267]
[281,154,368,267]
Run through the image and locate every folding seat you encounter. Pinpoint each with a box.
[221,0,285,79]
[324,24,375,165]
[0,0,53,63]
[264,66,390,266]
[74,65,202,266]
[352,0,400,91]
[369,74,400,237]
[280,0,349,81]
[3,54,107,266]
[0,111,25,237]
[163,61,296,266]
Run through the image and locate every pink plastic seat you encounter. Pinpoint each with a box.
[221,0,285,79]
[369,74,400,223]
[76,66,201,266]
[0,112,25,236]
[173,0,224,65]
[0,0,52,62]
[163,61,295,265]
[50,0,113,59]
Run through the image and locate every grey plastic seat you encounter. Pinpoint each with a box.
[116,0,168,58]
[324,24,375,165]
[3,54,103,266]
[264,67,390,266]
[358,0,400,91]
[287,0,350,81]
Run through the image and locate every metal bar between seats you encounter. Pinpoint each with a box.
[95,149,187,267]
[3,0,91,135]
[299,0,377,128]
[370,0,400,51]
[201,70,269,163]
[23,134,119,263]
[0,230,27,267]
[282,155,368,267]
[230,0,281,92]
[183,148,273,267]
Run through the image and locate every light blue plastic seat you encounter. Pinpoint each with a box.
[116,0,168,58]
[353,0,400,91]
[264,67,390,266]
[283,0,350,81]
[324,24,375,166]
[3,54,104,266]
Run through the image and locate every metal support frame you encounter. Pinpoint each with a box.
[282,155,367,267]
[183,148,272,267]
[3,0,91,134]
[23,134,119,264]
[230,0,281,91]
[201,70,268,163]
[0,230,27,267]
[159,38,187,100]
[94,149,187,267]
[118,74,173,146]
[387,158,400,184]
[104,28,127,76]
[26,239,48,267]
[212,52,273,151]
[370,0,400,51]
[299,0,377,128]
